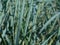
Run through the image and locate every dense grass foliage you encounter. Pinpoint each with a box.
[0,0,60,45]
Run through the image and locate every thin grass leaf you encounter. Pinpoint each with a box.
[41,31,57,45]
[5,35,12,45]
[39,12,60,34]
[24,0,33,36]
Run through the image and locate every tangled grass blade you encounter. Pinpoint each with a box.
[41,31,57,45]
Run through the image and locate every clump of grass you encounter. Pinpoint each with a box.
[0,0,60,45]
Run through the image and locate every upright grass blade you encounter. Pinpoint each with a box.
[5,35,12,45]
[14,0,19,45]
[24,0,33,36]
[32,2,38,45]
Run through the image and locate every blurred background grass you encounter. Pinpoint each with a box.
[0,0,60,45]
